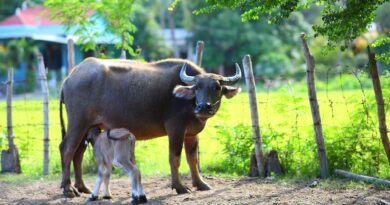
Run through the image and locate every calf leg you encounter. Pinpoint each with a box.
[89,165,105,201]
[102,163,113,199]
[184,135,211,191]
[117,160,147,204]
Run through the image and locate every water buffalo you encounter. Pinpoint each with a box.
[59,57,241,197]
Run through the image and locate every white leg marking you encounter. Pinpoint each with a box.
[92,175,102,197]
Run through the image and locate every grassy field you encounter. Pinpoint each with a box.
[0,77,389,179]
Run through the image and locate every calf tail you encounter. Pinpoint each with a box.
[60,89,66,139]
[106,128,132,140]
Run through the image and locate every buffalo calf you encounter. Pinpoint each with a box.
[87,128,147,204]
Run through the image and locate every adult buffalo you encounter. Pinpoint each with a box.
[59,58,241,197]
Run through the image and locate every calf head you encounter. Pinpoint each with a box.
[173,63,242,119]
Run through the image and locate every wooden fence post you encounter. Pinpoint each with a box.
[194,41,204,172]
[243,55,265,177]
[38,54,50,176]
[300,33,329,178]
[67,38,75,73]
[367,46,390,164]
[1,67,21,173]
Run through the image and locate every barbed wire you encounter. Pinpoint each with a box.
[0,66,388,176]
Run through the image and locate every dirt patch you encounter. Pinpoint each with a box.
[0,175,389,205]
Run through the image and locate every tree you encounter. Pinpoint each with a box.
[132,1,171,61]
[192,0,390,166]
[190,7,310,77]
[195,0,390,49]
[45,0,137,56]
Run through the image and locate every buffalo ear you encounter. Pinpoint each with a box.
[173,85,195,100]
[222,86,241,99]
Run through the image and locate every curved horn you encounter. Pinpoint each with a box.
[179,63,196,85]
[221,63,242,85]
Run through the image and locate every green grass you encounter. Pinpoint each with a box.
[0,77,389,179]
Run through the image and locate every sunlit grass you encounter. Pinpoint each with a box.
[0,77,388,178]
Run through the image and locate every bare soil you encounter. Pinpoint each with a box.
[0,175,389,205]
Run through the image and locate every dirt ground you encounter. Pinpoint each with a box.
[0,175,389,205]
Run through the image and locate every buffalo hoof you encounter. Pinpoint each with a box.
[173,185,191,194]
[102,195,113,200]
[195,181,212,191]
[87,194,99,201]
[75,184,91,194]
[63,185,80,198]
[131,194,147,205]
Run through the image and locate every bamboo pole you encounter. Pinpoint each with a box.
[67,38,75,73]
[367,46,390,164]
[194,41,204,172]
[300,33,329,178]
[38,54,50,176]
[242,55,265,177]
[335,169,390,187]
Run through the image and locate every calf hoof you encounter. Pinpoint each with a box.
[102,195,113,200]
[63,185,80,198]
[87,194,99,201]
[75,184,91,194]
[131,194,147,205]
[173,185,191,194]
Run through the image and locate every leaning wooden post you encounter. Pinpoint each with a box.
[194,41,204,172]
[67,38,75,73]
[367,46,390,164]
[243,55,265,177]
[300,33,329,178]
[1,67,21,173]
[37,54,50,176]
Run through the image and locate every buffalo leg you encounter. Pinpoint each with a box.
[168,133,190,194]
[60,121,89,198]
[73,139,91,194]
[184,135,212,191]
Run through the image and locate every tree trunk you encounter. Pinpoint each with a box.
[67,38,75,73]
[38,54,50,176]
[159,2,166,30]
[335,169,390,187]
[1,67,21,174]
[300,33,329,178]
[367,46,390,164]
[168,7,179,58]
[194,41,204,172]
[243,55,265,177]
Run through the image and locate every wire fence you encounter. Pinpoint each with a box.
[0,66,389,178]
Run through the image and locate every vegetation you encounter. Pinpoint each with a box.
[0,75,388,179]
